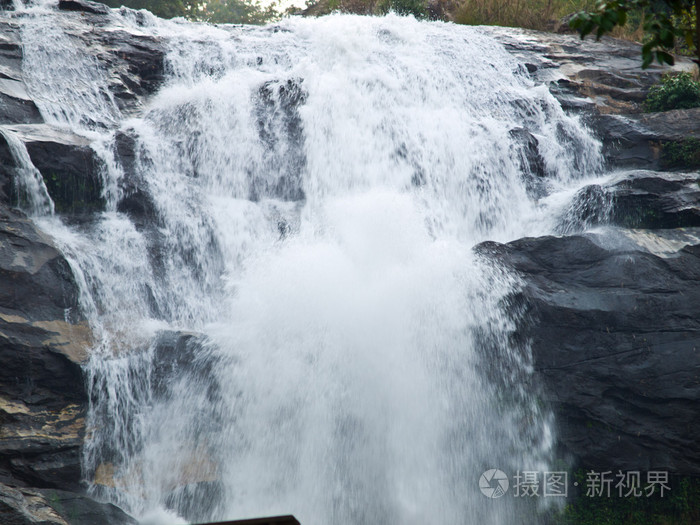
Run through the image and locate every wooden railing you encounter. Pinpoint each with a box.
[193,516,300,525]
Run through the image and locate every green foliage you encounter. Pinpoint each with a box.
[102,0,277,24]
[645,71,700,110]
[660,138,700,168]
[378,0,427,17]
[201,0,278,23]
[559,471,700,525]
[570,0,700,68]
[102,0,196,19]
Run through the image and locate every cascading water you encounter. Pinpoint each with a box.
[10,3,604,524]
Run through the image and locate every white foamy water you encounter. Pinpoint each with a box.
[10,5,604,524]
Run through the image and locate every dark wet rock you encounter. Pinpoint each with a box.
[152,330,219,402]
[58,0,111,15]
[478,234,700,475]
[509,127,549,198]
[636,107,700,141]
[143,331,224,519]
[0,205,82,321]
[557,184,611,233]
[0,89,44,125]
[95,30,165,101]
[40,488,137,525]
[610,173,700,229]
[0,483,137,525]
[510,127,547,178]
[0,25,25,79]
[486,28,700,172]
[164,480,224,523]
[561,172,700,231]
[0,125,105,214]
[591,108,700,169]
[113,129,155,220]
[0,28,43,126]
[0,204,92,493]
[254,78,307,202]
[590,113,662,168]
[484,26,692,116]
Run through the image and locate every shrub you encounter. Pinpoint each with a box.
[453,0,603,32]
[644,72,700,112]
[378,0,427,17]
[660,138,700,170]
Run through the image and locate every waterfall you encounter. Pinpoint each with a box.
[11,5,603,524]
[0,128,55,215]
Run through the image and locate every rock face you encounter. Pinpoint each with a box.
[0,4,161,524]
[0,484,137,525]
[479,233,700,475]
[486,27,699,171]
[0,204,86,489]
[480,28,700,476]
[0,203,137,523]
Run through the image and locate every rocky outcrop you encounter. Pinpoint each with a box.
[590,108,700,170]
[479,233,700,475]
[0,6,161,520]
[0,483,136,525]
[0,198,143,524]
[486,27,699,172]
[0,204,88,490]
[485,26,686,114]
[58,0,111,15]
[0,126,105,215]
[0,2,165,216]
[0,203,135,523]
[0,4,167,518]
[480,27,700,479]
[561,171,700,231]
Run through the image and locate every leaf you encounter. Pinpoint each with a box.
[618,9,627,26]
[656,51,675,66]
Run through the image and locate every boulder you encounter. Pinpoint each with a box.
[58,0,111,15]
[112,129,156,221]
[609,173,700,228]
[477,234,700,475]
[592,108,700,169]
[94,30,165,102]
[0,483,136,525]
[0,28,43,126]
[562,171,700,230]
[0,204,91,492]
[0,125,105,214]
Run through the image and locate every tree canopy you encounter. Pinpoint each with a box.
[101,0,277,24]
[570,0,700,67]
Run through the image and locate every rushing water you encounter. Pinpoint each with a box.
[11,3,603,524]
